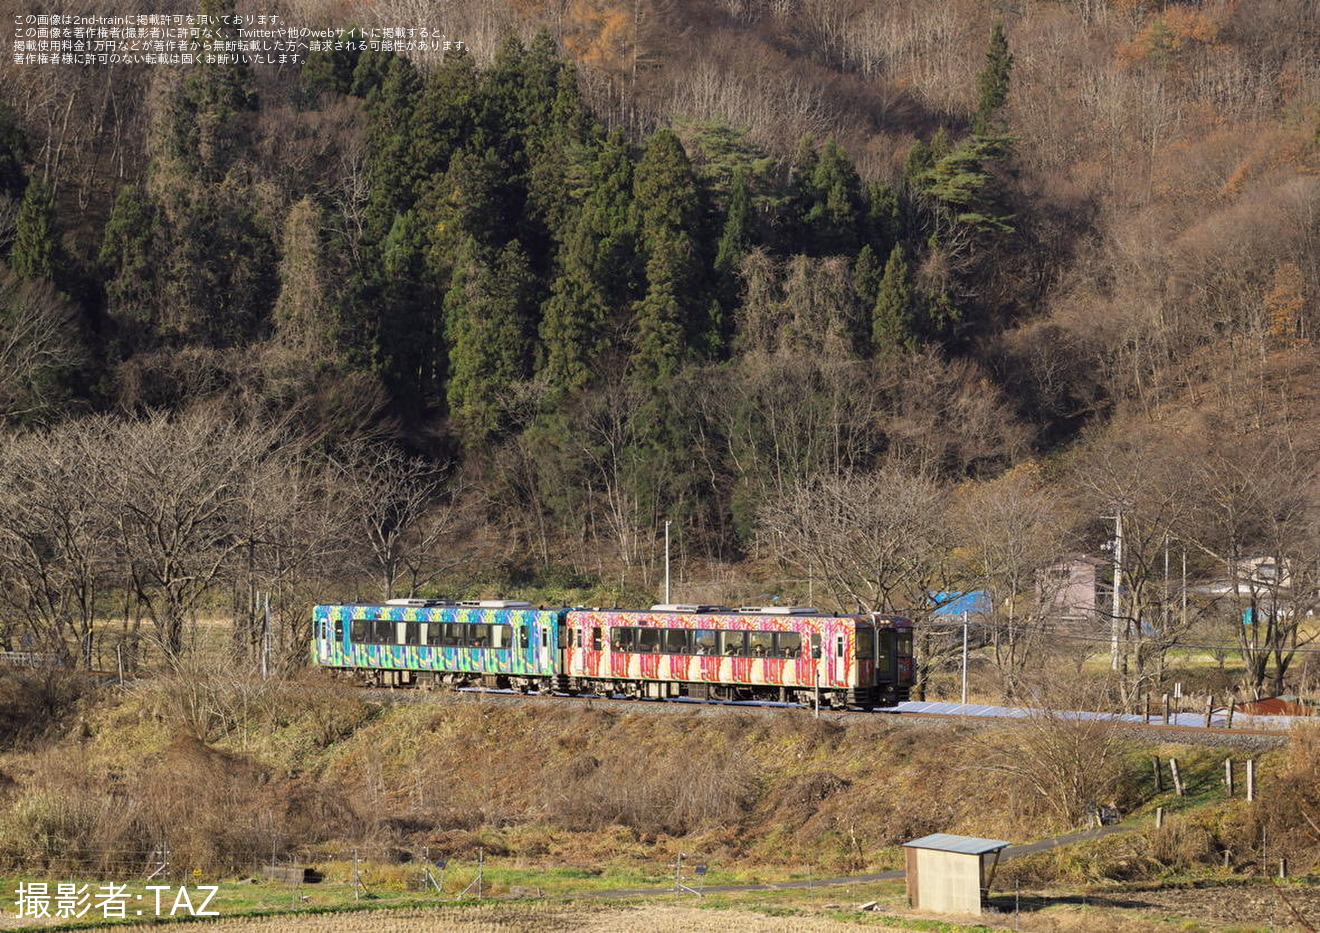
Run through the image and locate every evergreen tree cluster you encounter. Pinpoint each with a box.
[1,22,1022,554]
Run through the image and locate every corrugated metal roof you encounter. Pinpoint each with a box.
[903,833,1012,855]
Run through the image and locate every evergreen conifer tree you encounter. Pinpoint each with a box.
[408,50,480,190]
[539,132,638,393]
[872,244,916,357]
[361,56,422,246]
[709,166,752,356]
[631,129,702,382]
[0,102,26,201]
[445,239,537,444]
[804,138,863,254]
[169,0,258,181]
[974,21,1014,134]
[853,244,882,310]
[11,179,56,281]
[99,185,157,344]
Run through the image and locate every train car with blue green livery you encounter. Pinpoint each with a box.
[312,599,566,692]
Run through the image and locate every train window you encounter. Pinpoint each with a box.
[775,631,802,658]
[664,628,691,655]
[404,622,421,646]
[609,628,629,651]
[518,627,530,650]
[575,628,583,649]
[332,620,345,642]
[591,627,602,651]
[836,635,845,658]
[350,619,370,643]
[637,628,662,653]
[558,626,569,649]
[719,631,747,657]
[748,631,774,657]
[541,628,549,649]
[491,625,508,649]
[897,632,913,658]
[469,624,491,647]
[855,629,874,660]
[444,623,463,647]
[425,624,442,646]
[694,630,716,655]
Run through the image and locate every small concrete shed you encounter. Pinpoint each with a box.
[903,833,1011,916]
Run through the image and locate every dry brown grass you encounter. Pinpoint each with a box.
[65,903,912,932]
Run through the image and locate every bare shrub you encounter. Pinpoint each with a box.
[970,708,1131,829]
[0,668,90,745]
[1234,722,1320,868]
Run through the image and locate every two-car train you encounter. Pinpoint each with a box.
[311,600,914,709]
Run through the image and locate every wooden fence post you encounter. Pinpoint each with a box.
[1170,758,1185,797]
[1226,696,1235,729]
[1246,759,1256,802]
[1152,756,1163,793]
[1224,758,1234,797]
[1204,695,1214,728]
[1144,693,1151,725]
[1155,806,1164,829]
[1163,694,1171,725]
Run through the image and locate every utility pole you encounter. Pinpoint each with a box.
[1111,512,1123,671]
[664,520,672,604]
[961,612,969,705]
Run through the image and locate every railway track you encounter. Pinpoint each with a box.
[349,681,1294,750]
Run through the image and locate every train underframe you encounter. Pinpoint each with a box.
[347,667,893,709]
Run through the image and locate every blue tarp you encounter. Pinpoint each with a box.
[930,590,992,615]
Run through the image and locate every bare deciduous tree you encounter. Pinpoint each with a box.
[950,463,1072,700]
[330,441,470,599]
[102,411,281,660]
[0,271,85,424]
[0,424,113,663]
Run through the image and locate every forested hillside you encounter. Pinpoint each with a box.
[1,0,1319,703]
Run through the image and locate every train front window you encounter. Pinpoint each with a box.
[875,632,894,674]
[856,629,874,660]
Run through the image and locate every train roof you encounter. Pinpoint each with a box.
[572,606,838,619]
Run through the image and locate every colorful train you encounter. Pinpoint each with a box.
[311,600,915,709]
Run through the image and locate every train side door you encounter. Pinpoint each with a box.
[537,618,551,672]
